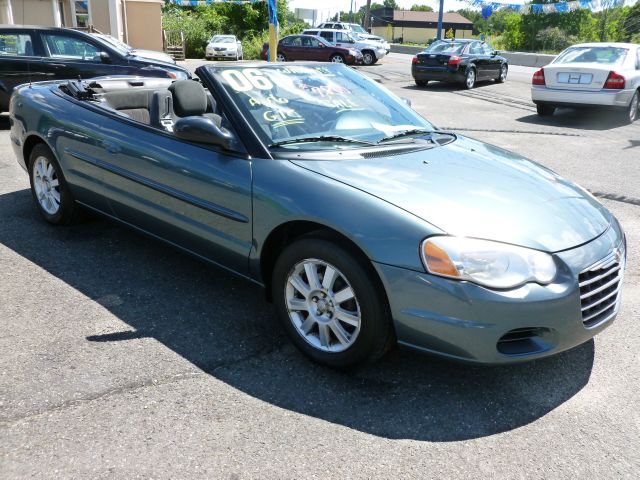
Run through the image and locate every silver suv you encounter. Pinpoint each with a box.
[317,22,388,48]
[303,28,387,66]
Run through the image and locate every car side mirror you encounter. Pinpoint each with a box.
[492,50,498,57]
[99,51,111,64]
[174,116,234,150]
[401,97,412,107]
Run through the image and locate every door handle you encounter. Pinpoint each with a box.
[49,63,66,68]
[101,140,121,154]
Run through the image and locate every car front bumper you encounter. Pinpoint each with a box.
[412,65,466,83]
[531,86,635,108]
[375,224,626,364]
[206,50,239,59]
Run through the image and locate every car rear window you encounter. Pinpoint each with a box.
[554,47,628,65]
[424,42,466,54]
[0,33,34,56]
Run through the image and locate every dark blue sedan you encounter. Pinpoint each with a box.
[9,63,626,368]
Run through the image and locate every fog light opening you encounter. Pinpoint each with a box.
[497,327,555,356]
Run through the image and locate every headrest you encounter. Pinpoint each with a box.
[169,80,207,117]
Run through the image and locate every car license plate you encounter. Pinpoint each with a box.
[557,72,593,84]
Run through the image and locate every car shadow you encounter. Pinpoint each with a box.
[0,188,595,442]
[516,108,630,131]
[403,80,499,92]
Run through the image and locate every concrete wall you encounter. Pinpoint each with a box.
[12,0,55,25]
[389,44,557,68]
[125,0,162,51]
[372,25,472,43]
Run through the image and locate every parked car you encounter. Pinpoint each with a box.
[10,63,626,368]
[317,21,388,48]
[0,25,190,112]
[205,35,243,61]
[91,33,176,64]
[260,34,362,65]
[411,39,508,89]
[531,42,640,123]
[303,28,386,66]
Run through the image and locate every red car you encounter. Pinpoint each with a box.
[260,34,363,65]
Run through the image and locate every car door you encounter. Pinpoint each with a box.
[0,29,48,110]
[335,31,355,50]
[468,42,488,79]
[38,31,127,81]
[482,43,500,77]
[80,107,253,274]
[303,36,326,62]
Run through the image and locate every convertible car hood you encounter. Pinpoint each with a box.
[290,136,611,252]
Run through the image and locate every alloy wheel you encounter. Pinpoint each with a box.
[629,92,639,123]
[330,55,344,63]
[363,52,374,65]
[500,65,507,82]
[285,258,361,352]
[32,156,60,215]
[466,69,476,89]
[276,53,286,62]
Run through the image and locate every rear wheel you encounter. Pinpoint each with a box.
[28,143,84,225]
[272,237,393,369]
[415,79,429,88]
[625,90,639,124]
[464,67,476,89]
[536,104,555,116]
[496,64,508,83]
[330,54,344,63]
[362,50,376,66]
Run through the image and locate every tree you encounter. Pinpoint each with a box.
[410,4,433,12]
[383,0,398,8]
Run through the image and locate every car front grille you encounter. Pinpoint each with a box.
[578,247,625,328]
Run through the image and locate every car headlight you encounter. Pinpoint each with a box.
[421,236,556,289]
[349,49,359,56]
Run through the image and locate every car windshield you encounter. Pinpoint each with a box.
[554,46,628,65]
[425,41,466,54]
[94,35,131,55]
[211,36,235,43]
[349,24,366,34]
[212,64,435,150]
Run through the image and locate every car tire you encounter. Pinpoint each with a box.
[496,64,508,83]
[276,53,286,62]
[272,237,394,369]
[464,67,476,89]
[28,143,84,225]
[536,104,555,116]
[415,79,429,88]
[362,50,376,66]
[330,54,345,63]
[625,90,639,124]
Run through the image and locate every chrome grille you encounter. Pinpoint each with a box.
[578,247,625,328]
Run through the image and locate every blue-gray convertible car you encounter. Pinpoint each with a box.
[9,63,626,368]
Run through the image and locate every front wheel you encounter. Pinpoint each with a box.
[28,143,84,225]
[276,53,286,62]
[415,79,429,88]
[536,104,555,116]
[464,68,476,89]
[330,54,344,63]
[625,90,639,124]
[362,51,376,66]
[496,64,508,83]
[272,238,393,368]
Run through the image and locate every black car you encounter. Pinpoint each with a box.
[0,25,190,111]
[411,39,508,89]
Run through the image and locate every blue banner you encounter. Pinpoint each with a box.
[170,0,263,5]
[461,0,623,16]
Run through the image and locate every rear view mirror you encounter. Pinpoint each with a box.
[174,116,234,150]
[99,51,111,64]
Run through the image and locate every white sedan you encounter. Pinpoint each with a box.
[205,35,243,61]
[531,42,640,123]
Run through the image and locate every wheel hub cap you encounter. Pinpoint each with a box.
[285,259,361,353]
[32,156,60,215]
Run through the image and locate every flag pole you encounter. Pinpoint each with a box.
[268,0,278,62]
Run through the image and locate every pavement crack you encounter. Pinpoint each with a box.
[441,127,582,137]
[591,191,640,207]
[0,343,287,426]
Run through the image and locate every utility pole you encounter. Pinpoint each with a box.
[364,0,372,32]
[436,0,444,40]
[350,0,354,24]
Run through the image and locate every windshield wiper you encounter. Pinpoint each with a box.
[269,135,376,148]
[378,129,457,144]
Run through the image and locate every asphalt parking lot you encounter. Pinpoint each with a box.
[1,53,639,478]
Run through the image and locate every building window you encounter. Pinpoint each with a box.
[72,1,91,28]
[58,1,66,26]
